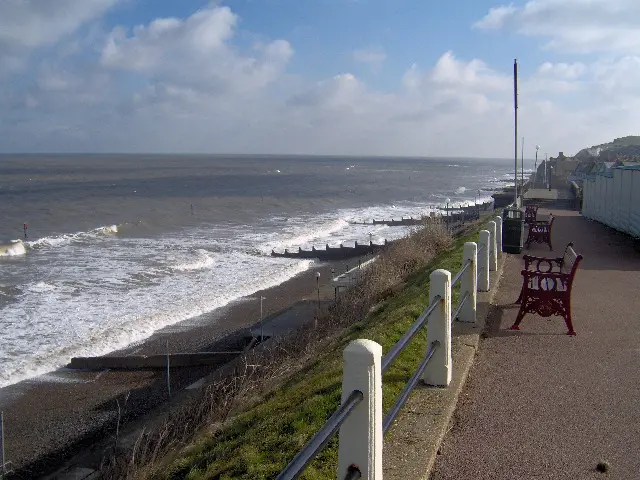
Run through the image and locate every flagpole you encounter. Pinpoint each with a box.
[514,59,518,205]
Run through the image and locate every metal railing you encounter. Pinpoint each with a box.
[382,339,439,434]
[381,297,440,374]
[277,217,501,479]
[276,390,364,480]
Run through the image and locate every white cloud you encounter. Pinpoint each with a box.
[101,6,293,94]
[0,0,119,72]
[475,0,640,54]
[430,51,510,91]
[2,3,640,157]
[352,47,387,70]
[474,4,518,29]
[537,62,586,79]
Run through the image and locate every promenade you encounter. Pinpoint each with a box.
[431,209,640,479]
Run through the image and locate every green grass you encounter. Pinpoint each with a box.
[153,228,481,480]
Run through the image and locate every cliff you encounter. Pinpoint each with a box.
[574,135,640,162]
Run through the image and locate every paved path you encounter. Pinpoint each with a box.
[524,188,574,200]
[431,209,640,479]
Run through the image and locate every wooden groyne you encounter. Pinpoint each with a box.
[349,200,494,227]
[68,351,243,370]
[271,240,387,261]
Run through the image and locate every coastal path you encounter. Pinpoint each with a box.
[431,208,640,479]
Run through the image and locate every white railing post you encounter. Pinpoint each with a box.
[478,230,490,292]
[422,269,452,387]
[494,215,503,254]
[459,242,477,323]
[338,340,382,480]
[487,220,497,272]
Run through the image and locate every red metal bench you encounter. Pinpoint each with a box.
[525,214,554,250]
[510,243,583,335]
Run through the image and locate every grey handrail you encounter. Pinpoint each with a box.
[276,389,364,480]
[382,340,439,434]
[381,296,440,374]
[452,291,470,322]
[451,259,471,287]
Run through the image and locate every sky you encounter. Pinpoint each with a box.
[0,0,639,158]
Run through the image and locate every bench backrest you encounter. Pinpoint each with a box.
[525,205,539,214]
[560,244,583,289]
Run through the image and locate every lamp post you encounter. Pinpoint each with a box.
[535,145,540,187]
[315,272,321,327]
[545,153,549,189]
[521,136,525,191]
[259,296,266,342]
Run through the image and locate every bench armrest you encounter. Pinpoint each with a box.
[520,270,569,281]
[523,255,563,270]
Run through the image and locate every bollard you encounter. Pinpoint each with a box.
[459,242,477,323]
[338,340,383,480]
[478,230,490,292]
[494,215,503,254]
[487,221,497,272]
[422,269,452,386]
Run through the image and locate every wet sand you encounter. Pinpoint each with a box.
[0,259,353,478]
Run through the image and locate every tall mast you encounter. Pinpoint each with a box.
[514,59,518,204]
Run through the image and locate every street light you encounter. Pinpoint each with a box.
[545,153,549,189]
[315,272,321,328]
[535,145,540,187]
[259,296,266,342]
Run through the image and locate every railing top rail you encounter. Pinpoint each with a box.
[276,389,363,480]
[382,340,439,434]
[381,295,440,374]
[451,259,472,288]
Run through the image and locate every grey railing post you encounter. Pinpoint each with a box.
[494,215,503,254]
[338,340,383,480]
[459,242,477,323]
[478,230,490,292]
[487,220,497,272]
[422,269,452,386]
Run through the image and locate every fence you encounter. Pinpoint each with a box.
[582,166,640,238]
[277,216,502,480]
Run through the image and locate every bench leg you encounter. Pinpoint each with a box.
[515,287,524,304]
[562,299,576,336]
[547,236,553,251]
[509,303,527,331]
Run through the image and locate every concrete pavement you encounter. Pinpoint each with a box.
[431,209,640,479]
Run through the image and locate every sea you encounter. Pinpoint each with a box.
[0,154,524,389]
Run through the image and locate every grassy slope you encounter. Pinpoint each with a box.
[156,228,479,480]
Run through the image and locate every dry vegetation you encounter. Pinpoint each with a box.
[100,220,456,479]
